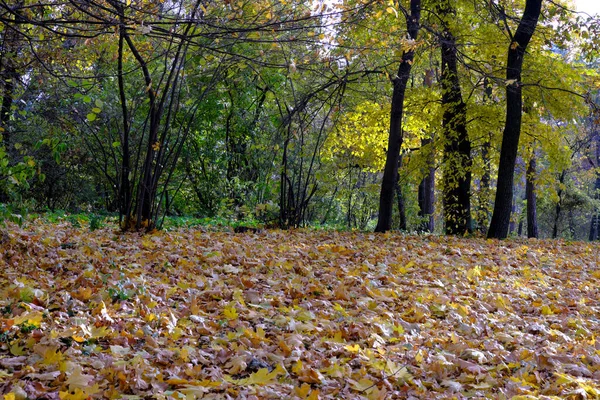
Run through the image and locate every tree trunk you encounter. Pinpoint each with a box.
[526,154,538,238]
[418,70,435,233]
[396,156,407,231]
[440,12,471,235]
[418,139,435,232]
[488,0,542,239]
[509,196,517,235]
[478,79,493,233]
[375,0,421,233]
[589,132,600,241]
[0,23,20,203]
[116,21,132,227]
[553,170,566,239]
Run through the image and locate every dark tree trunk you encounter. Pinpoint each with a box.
[526,154,538,238]
[0,2,21,148]
[589,132,600,241]
[0,23,20,203]
[488,0,542,239]
[396,156,407,231]
[418,70,436,233]
[553,170,566,239]
[509,196,517,235]
[478,139,492,233]
[375,0,421,233]
[418,139,435,232]
[0,65,14,144]
[478,79,493,233]
[440,13,471,235]
[116,20,132,227]
[395,181,407,231]
[590,211,599,241]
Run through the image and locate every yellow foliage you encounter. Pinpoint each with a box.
[322,101,389,172]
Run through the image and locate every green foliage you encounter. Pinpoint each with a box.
[89,214,104,231]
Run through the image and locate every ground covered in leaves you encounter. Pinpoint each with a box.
[1,221,600,399]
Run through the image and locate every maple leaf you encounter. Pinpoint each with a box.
[66,364,95,389]
[350,378,375,392]
[226,365,284,386]
[223,304,238,320]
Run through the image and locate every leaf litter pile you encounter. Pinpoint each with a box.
[1,222,600,399]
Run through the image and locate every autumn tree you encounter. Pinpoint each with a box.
[488,0,543,239]
[437,1,471,235]
[375,0,421,233]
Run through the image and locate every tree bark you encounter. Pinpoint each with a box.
[440,10,471,235]
[487,0,543,239]
[396,155,407,231]
[526,154,538,238]
[375,0,421,233]
[418,138,435,232]
[0,20,20,203]
[478,79,493,233]
[552,170,566,239]
[589,132,600,241]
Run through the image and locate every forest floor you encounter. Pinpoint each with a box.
[1,220,600,399]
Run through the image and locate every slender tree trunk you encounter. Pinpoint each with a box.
[488,0,543,239]
[478,139,492,232]
[517,199,525,236]
[509,196,517,235]
[0,23,20,203]
[396,156,407,231]
[590,212,599,241]
[589,132,600,240]
[0,65,14,144]
[440,11,471,235]
[116,18,132,227]
[526,154,538,238]
[375,0,421,233]
[418,70,435,233]
[418,146,435,232]
[395,182,407,231]
[478,79,493,233]
[553,170,566,239]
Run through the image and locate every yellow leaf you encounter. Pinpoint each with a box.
[9,342,25,356]
[415,349,424,364]
[145,313,156,322]
[333,303,348,316]
[322,362,345,378]
[541,305,554,315]
[42,348,65,365]
[351,378,374,392]
[307,389,320,400]
[345,343,360,353]
[0,370,12,381]
[90,325,111,338]
[294,383,311,398]
[229,366,284,386]
[223,305,238,320]
[166,377,189,385]
[72,335,86,343]
[13,311,43,327]
[385,6,398,17]
[4,394,16,400]
[467,266,481,282]
[292,360,303,374]
[59,388,89,400]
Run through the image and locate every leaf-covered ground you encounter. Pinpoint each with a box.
[1,222,600,399]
